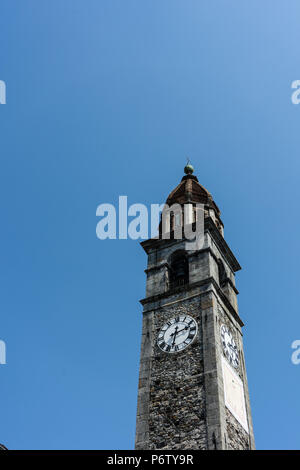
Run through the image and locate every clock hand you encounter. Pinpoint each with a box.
[177,326,189,334]
[171,327,179,347]
[170,326,189,336]
[176,330,189,340]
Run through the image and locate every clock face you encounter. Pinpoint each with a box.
[220,324,239,368]
[157,315,198,353]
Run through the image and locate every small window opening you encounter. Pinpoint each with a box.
[169,251,189,289]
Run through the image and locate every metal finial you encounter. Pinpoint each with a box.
[184,158,194,175]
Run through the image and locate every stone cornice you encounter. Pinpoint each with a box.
[144,262,169,274]
[222,276,239,294]
[140,276,244,327]
[140,217,241,273]
[205,218,241,272]
[140,235,180,253]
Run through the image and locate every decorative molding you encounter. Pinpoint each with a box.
[140,276,244,327]
[144,262,169,275]
[205,218,241,272]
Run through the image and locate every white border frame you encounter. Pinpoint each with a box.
[221,356,249,433]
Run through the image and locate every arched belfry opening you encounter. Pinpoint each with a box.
[218,259,227,287]
[169,250,189,289]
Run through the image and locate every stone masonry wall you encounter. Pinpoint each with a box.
[148,296,208,450]
[226,408,250,450]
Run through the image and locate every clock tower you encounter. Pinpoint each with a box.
[135,164,255,450]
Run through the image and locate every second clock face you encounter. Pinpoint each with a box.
[220,324,239,368]
[157,315,198,353]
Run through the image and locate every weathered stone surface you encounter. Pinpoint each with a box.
[225,408,250,450]
[147,297,207,450]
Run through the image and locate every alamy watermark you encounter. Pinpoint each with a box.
[0,340,6,365]
[0,80,6,104]
[291,340,300,365]
[96,197,205,251]
[291,80,300,104]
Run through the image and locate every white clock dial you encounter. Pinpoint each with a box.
[157,315,198,353]
[220,324,239,368]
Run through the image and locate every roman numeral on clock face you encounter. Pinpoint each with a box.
[220,323,239,369]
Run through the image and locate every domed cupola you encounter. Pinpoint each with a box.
[162,162,224,236]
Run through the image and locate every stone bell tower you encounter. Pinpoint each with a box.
[135,163,255,450]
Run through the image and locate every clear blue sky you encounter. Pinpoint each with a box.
[0,0,300,450]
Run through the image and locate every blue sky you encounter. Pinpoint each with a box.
[0,0,300,450]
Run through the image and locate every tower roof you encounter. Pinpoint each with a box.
[165,165,221,216]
